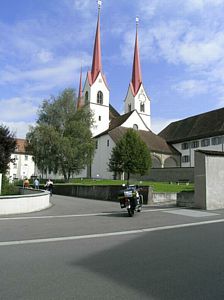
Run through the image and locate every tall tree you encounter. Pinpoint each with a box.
[0,125,16,174]
[109,129,151,183]
[26,88,95,181]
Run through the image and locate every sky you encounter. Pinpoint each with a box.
[1,0,224,138]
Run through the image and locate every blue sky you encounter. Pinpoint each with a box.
[1,0,224,138]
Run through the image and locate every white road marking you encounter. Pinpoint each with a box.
[0,209,168,221]
[1,218,224,247]
[164,209,219,218]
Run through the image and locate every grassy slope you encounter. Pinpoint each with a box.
[64,179,194,193]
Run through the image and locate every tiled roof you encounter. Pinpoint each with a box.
[159,107,224,143]
[109,104,120,120]
[95,111,134,138]
[109,127,179,155]
[15,139,27,154]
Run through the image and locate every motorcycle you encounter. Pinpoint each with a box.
[118,185,143,217]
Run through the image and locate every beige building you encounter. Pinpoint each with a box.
[8,139,35,181]
[159,107,224,167]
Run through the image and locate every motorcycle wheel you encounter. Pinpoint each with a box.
[127,208,134,217]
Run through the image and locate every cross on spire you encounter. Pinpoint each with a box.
[90,0,102,84]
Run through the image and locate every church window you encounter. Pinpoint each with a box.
[201,139,210,147]
[211,136,222,145]
[128,104,131,112]
[97,91,103,104]
[140,103,145,112]
[85,91,89,104]
[99,116,101,121]
[191,141,199,148]
[181,142,189,150]
[182,155,190,163]
[133,124,138,131]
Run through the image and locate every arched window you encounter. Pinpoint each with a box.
[151,155,162,168]
[140,103,145,112]
[85,91,89,104]
[164,157,178,168]
[97,91,103,104]
[133,124,138,131]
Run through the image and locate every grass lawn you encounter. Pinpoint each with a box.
[67,178,194,193]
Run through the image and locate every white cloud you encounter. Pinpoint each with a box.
[37,49,53,63]
[0,97,38,122]
[1,121,34,139]
[0,54,91,93]
[172,80,208,96]
[151,117,178,134]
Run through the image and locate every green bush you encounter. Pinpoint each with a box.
[1,177,20,196]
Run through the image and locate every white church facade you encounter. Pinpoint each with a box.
[76,2,180,179]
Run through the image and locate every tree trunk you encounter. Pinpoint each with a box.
[127,172,130,186]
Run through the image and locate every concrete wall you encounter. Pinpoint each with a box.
[148,192,177,206]
[140,167,194,183]
[0,189,51,215]
[53,185,149,204]
[0,173,2,194]
[195,151,224,210]
[177,191,195,208]
[53,184,178,207]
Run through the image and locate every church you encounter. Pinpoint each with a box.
[7,2,224,181]
[76,2,180,179]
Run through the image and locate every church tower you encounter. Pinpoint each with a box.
[124,18,151,129]
[83,0,110,137]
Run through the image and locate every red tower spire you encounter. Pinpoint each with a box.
[131,18,142,96]
[77,66,83,110]
[91,3,102,84]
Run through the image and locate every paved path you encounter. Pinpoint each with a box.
[0,194,224,299]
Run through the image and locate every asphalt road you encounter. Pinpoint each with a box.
[0,195,224,300]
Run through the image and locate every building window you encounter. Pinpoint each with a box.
[182,155,190,163]
[107,140,109,147]
[85,91,89,104]
[97,91,103,104]
[140,103,145,112]
[201,138,210,147]
[133,124,138,130]
[95,140,98,149]
[191,141,199,148]
[14,155,18,160]
[99,116,101,121]
[211,136,223,145]
[128,104,131,112]
[181,142,189,150]
[25,155,28,161]
[13,163,17,169]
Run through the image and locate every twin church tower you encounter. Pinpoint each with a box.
[77,1,151,137]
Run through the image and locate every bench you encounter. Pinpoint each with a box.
[176,179,190,185]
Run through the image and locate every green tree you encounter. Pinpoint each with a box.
[109,129,151,183]
[0,125,16,174]
[26,88,95,181]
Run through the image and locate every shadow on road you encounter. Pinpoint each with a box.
[71,223,224,300]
